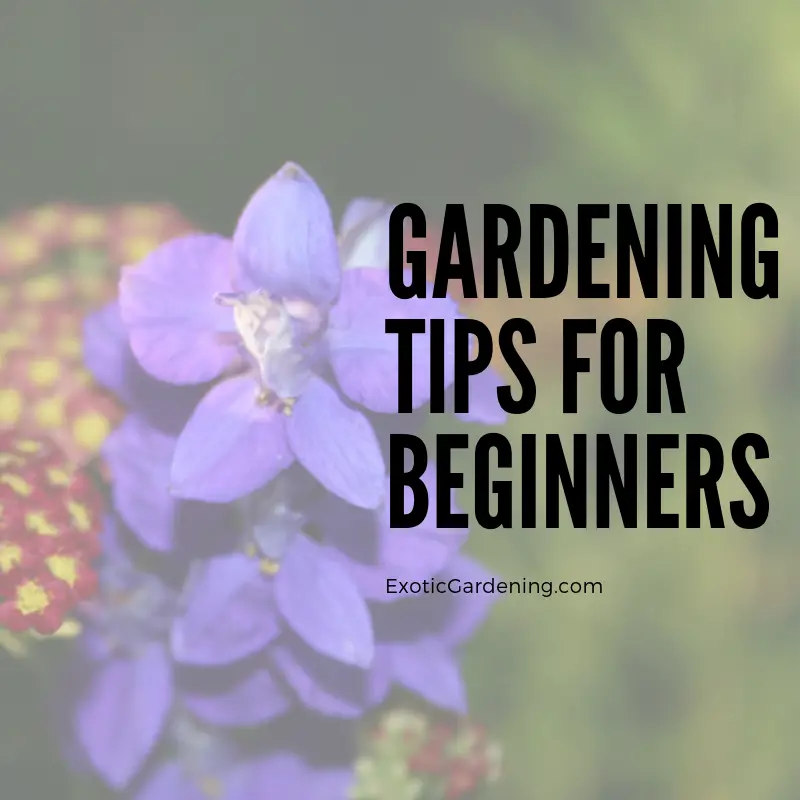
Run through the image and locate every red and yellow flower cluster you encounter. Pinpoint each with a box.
[0,203,195,639]
[0,203,194,467]
[358,708,502,798]
[0,432,103,634]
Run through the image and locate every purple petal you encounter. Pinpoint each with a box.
[74,644,172,790]
[287,377,385,509]
[233,162,340,305]
[119,234,239,385]
[391,641,467,714]
[327,268,459,412]
[338,198,393,270]
[133,762,203,800]
[231,753,354,800]
[171,554,280,665]
[83,302,207,434]
[275,533,374,669]
[182,665,291,727]
[103,415,176,551]
[454,365,509,425]
[271,637,365,718]
[83,301,131,402]
[171,375,293,503]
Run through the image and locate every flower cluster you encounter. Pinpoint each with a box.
[354,708,502,799]
[0,202,195,467]
[0,202,195,655]
[0,431,103,635]
[69,163,506,797]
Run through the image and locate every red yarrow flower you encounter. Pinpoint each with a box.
[0,202,196,466]
[0,431,103,634]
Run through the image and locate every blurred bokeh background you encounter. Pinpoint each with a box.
[1,1,798,797]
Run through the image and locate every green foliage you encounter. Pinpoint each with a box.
[454,0,800,207]
[447,4,800,796]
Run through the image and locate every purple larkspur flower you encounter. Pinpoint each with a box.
[179,552,495,722]
[170,463,467,672]
[133,710,356,800]
[72,518,179,790]
[171,472,372,670]
[71,519,293,791]
[338,196,508,427]
[118,162,460,507]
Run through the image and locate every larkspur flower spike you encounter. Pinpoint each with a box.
[63,183,504,797]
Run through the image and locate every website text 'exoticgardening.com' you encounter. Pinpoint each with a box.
[386,578,603,598]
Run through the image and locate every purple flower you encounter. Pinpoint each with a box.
[71,519,293,790]
[171,473,374,670]
[170,463,467,673]
[133,710,356,800]
[185,553,495,723]
[118,162,459,507]
[72,518,179,790]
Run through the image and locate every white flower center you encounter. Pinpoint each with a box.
[215,290,314,400]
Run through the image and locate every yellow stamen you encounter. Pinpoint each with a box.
[256,389,271,407]
[34,396,65,428]
[67,501,92,532]
[46,554,78,586]
[0,542,22,572]
[25,512,59,536]
[0,452,23,468]
[47,467,72,487]
[259,557,280,576]
[15,580,50,615]
[0,390,22,425]
[73,411,111,451]
[15,440,42,454]
[28,357,61,387]
[0,474,32,496]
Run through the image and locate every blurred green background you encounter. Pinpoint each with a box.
[1,1,798,798]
